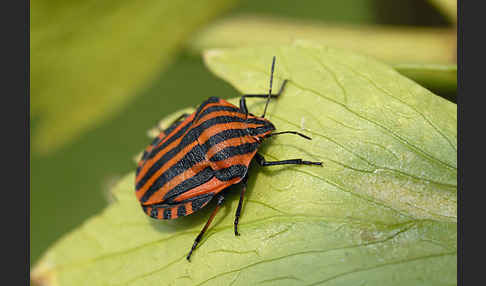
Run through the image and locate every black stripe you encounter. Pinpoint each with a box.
[215,164,248,181]
[146,115,264,161]
[177,205,186,217]
[163,167,215,201]
[246,118,270,125]
[150,207,158,218]
[200,128,249,153]
[199,126,273,154]
[146,119,193,159]
[138,146,154,170]
[142,97,220,162]
[198,126,273,154]
[138,115,266,188]
[138,142,204,193]
[149,192,214,208]
[248,125,275,137]
[141,142,259,203]
[163,208,171,219]
[210,142,259,162]
[163,119,184,137]
[142,163,246,206]
[140,150,150,163]
[192,97,221,121]
[139,144,206,202]
[195,105,241,122]
[138,137,160,169]
[142,205,149,213]
[191,193,214,212]
[150,134,163,146]
[143,103,266,163]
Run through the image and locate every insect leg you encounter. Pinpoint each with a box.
[266,130,312,140]
[187,194,225,261]
[166,113,189,129]
[239,80,289,114]
[254,153,322,167]
[234,175,249,236]
[153,113,189,134]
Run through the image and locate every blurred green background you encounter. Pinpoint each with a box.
[31,0,456,264]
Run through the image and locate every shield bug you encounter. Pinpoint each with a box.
[135,56,322,261]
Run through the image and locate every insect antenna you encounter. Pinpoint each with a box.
[262,56,276,118]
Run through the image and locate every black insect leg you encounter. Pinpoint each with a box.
[239,80,289,114]
[234,175,249,236]
[266,130,312,140]
[167,113,189,128]
[154,113,189,133]
[254,153,322,167]
[187,194,225,261]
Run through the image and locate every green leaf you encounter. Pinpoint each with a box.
[188,16,457,94]
[32,44,456,285]
[392,63,457,96]
[31,0,237,154]
[427,0,457,23]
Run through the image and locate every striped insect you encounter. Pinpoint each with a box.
[135,56,322,261]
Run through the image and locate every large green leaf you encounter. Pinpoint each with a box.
[32,44,456,285]
[31,0,237,154]
[188,16,457,95]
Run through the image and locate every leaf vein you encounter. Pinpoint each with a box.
[288,81,456,170]
[305,252,456,286]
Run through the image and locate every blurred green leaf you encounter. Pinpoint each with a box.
[189,16,456,65]
[392,63,457,96]
[32,44,456,285]
[188,16,457,94]
[427,0,457,23]
[31,0,237,154]
[233,0,380,23]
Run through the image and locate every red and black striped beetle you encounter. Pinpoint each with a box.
[135,57,322,261]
